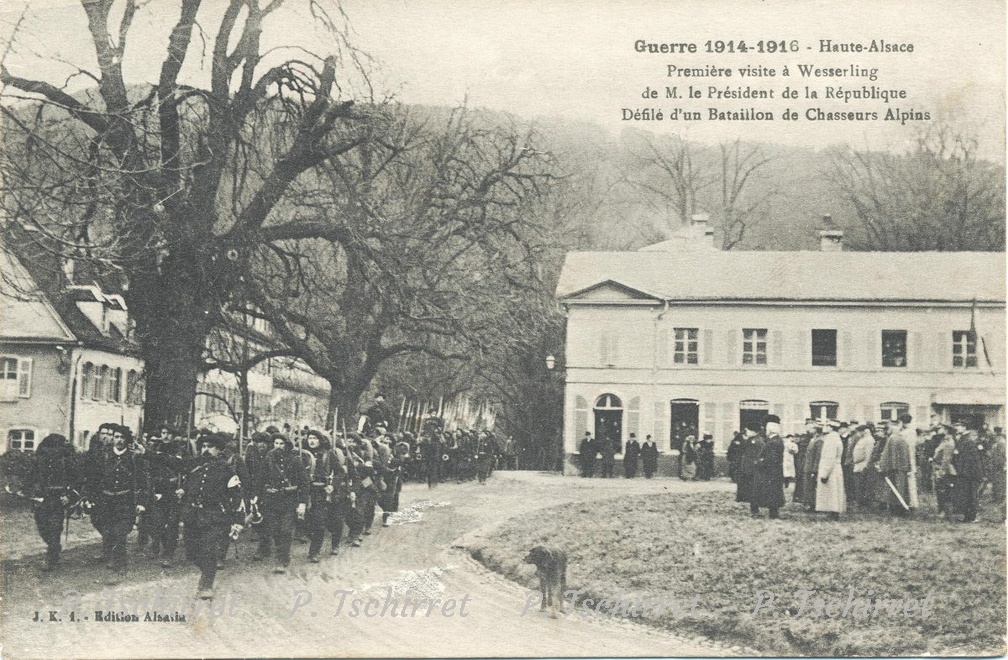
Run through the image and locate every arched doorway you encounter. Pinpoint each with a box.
[594,393,623,454]
[670,398,699,451]
[810,400,839,421]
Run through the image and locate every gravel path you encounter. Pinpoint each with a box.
[1,472,741,658]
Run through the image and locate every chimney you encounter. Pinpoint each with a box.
[819,214,843,251]
[691,213,717,249]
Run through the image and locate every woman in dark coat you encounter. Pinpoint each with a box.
[623,433,641,478]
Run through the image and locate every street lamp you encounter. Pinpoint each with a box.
[545,354,556,371]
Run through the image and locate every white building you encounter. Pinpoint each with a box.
[0,248,145,451]
[555,224,1005,475]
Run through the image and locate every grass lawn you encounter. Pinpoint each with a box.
[468,487,1006,656]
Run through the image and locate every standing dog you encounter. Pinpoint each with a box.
[524,545,567,616]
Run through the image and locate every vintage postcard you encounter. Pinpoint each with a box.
[0,0,1004,658]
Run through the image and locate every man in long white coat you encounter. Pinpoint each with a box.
[816,419,846,520]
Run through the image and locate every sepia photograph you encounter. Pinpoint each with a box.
[0,0,1004,657]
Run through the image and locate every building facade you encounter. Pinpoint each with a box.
[2,247,330,453]
[555,227,1005,475]
[0,249,145,452]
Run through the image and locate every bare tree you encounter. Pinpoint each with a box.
[0,0,377,431]
[238,106,558,426]
[622,134,775,249]
[828,123,1006,251]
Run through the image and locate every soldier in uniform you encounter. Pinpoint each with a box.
[23,433,80,571]
[378,438,405,524]
[304,430,336,563]
[348,435,378,546]
[951,423,985,523]
[363,392,394,433]
[88,425,151,574]
[475,431,494,484]
[328,434,355,555]
[751,415,785,519]
[146,434,187,567]
[84,423,116,550]
[242,432,270,546]
[217,438,249,567]
[423,432,443,488]
[178,433,244,599]
[735,424,762,509]
[255,434,308,573]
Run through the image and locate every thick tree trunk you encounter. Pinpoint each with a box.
[128,244,217,435]
[326,385,362,436]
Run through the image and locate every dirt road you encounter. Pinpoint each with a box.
[1,472,741,658]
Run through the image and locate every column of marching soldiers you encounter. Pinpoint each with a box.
[18,410,508,601]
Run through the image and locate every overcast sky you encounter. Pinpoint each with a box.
[1,0,1004,160]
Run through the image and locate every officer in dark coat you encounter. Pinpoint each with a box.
[735,425,761,504]
[623,433,641,478]
[179,433,244,599]
[578,432,596,477]
[88,425,151,573]
[255,434,309,573]
[146,435,187,567]
[423,433,443,488]
[751,415,785,518]
[726,432,743,483]
[640,435,658,478]
[23,433,80,571]
[951,425,985,523]
[802,425,825,510]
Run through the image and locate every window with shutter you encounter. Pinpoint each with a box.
[771,331,783,366]
[0,357,19,400]
[724,329,736,365]
[703,401,716,438]
[574,396,588,447]
[653,400,665,446]
[627,396,640,441]
[17,358,32,398]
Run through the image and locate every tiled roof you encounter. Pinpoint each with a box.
[1,246,139,354]
[557,249,1006,303]
[0,248,75,342]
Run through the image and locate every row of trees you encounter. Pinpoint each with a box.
[1,1,1003,466]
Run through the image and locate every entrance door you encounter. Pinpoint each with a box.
[594,394,624,453]
[594,410,624,453]
[739,399,770,433]
[945,405,987,430]
[670,399,699,450]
